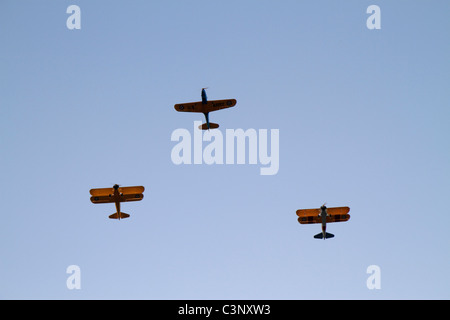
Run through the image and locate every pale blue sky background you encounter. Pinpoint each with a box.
[1,1,449,299]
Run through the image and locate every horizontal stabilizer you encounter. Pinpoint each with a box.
[199,123,219,130]
[314,232,334,239]
[109,212,130,219]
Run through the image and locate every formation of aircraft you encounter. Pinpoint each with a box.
[296,205,350,239]
[174,88,237,130]
[90,184,144,219]
[89,89,352,239]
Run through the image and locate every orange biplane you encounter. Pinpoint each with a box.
[174,88,237,130]
[296,205,350,239]
[90,184,144,220]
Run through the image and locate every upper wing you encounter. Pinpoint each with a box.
[326,207,350,223]
[90,186,144,196]
[203,99,237,113]
[296,208,321,224]
[296,208,321,217]
[119,186,145,195]
[90,188,114,196]
[174,102,204,113]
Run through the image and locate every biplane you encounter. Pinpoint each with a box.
[174,88,237,130]
[90,184,144,220]
[296,205,350,239]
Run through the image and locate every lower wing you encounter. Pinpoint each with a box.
[297,216,321,224]
[90,193,144,204]
[326,213,350,223]
[90,195,115,204]
[121,193,144,202]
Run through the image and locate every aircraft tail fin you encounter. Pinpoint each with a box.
[199,123,219,130]
[314,232,334,239]
[109,212,130,219]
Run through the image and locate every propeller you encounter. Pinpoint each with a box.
[111,184,125,196]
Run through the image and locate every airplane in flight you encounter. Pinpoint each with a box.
[296,205,350,239]
[174,88,237,130]
[90,184,145,220]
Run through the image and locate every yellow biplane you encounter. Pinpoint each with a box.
[296,205,350,239]
[90,184,144,220]
[174,88,237,130]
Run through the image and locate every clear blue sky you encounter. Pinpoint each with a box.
[1,0,449,299]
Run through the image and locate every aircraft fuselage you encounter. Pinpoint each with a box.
[201,88,210,129]
[320,206,328,236]
[113,184,121,219]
